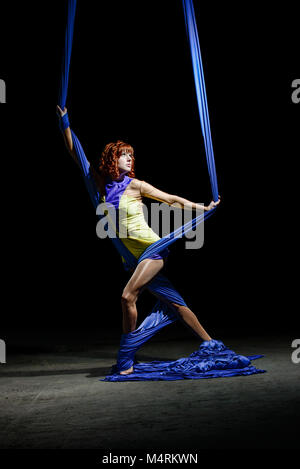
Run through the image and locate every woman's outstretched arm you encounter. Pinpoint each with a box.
[57,105,105,194]
[56,105,80,168]
[140,180,220,211]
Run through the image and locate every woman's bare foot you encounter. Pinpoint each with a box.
[120,366,134,375]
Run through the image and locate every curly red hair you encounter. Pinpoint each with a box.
[99,140,135,180]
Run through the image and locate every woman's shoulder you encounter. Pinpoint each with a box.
[129,177,144,190]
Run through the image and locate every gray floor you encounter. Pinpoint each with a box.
[0,332,299,450]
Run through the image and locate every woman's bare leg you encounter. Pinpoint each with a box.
[120,259,213,374]
[120,258,164,374]
[170,303,212,341]
[121,258,164,333]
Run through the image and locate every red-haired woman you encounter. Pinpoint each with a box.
[57,105,220,375]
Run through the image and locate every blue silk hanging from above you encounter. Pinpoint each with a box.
[182,0,219,203]
[57,0,218,268]
[58,0,265,381]
[58,0,77,112]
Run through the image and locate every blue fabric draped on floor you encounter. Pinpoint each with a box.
[58,0,266,381]
[102,339,265,382]
[100,300,265,381]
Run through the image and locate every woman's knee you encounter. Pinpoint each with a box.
[121,289,137,307]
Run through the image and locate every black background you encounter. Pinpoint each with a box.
[0,1,298,337]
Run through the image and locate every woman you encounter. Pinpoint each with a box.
[57,105,221,375]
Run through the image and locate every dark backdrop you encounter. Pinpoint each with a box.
[0,1,298,337]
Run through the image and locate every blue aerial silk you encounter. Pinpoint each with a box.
[58,0,265,381]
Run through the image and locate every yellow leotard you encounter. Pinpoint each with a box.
[100,176,172,266]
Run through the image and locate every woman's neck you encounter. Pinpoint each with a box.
[115,172,127,182]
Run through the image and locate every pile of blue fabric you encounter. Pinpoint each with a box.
[103,338,265,382]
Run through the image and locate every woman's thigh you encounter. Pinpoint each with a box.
[123,258,165,297]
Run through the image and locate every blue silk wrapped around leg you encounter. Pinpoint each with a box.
[109,300,178,375]
[59,0,266,382]
[105,274,186,375]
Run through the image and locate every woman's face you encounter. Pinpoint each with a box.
[118,148,133,174]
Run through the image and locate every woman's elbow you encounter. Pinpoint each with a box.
[169,195,181,206]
